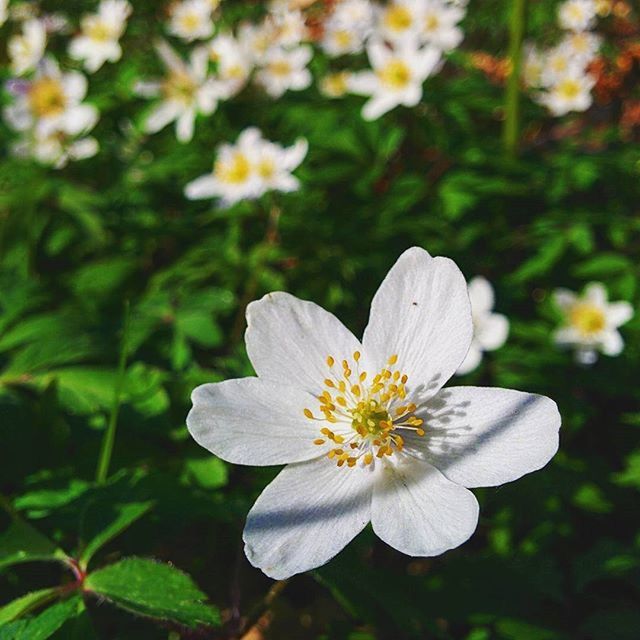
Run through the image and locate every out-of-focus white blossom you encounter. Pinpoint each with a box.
[0,0,9,27]
[319,71,356,98]
[419,0,464,51]
[184,127,307,207]
[68,0,132,73]
[456,277,509,375]
[12,129,99,168]
[255,45,312,98]
[135,41,221,142]
[349,38,441,120]
[557,0,597,32]
[321,0,373,57]
[205,32,253,99]
[553,283,633,365]
[538,72,595,115]
[377,0,423,43]
[9,18,46,75]
[167,0,214,42]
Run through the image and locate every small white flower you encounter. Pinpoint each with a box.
[269,10,309,48]
[184,127,307,206]
[68,0,132,73]
[540,43,586,87]
[167,0,214,42]
[206,32,253,99]
[187,247,561,579]
[12,129,99,168]
[4,58,98,139]
[319,71,356,98]
[0,0,9,27]
[559,31,601,65]
[420,0,464,52]
[377,0,423,43]
[8,18,47,76]
[553,283,633,364]
[522,44,545,88]
[321,0,373,57]
[135,41,220,143]
[557,0,597,32]
[254,45,312,98]
[456,277,509,375]
[538,72,595,116]
[349,39,441,120]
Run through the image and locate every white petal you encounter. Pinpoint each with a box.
[585,282,607,306]
[243,458,373,578]
[62,104,98,135]
[455,342,482,376]
[347,71,378,96]
[468,276,494,314]
[476,313,509,351]
[184,174,218,200]
[362,93,398,120]
[362,247,472,403]
[176,109,195,142]
[607,301,633,328]
[145,101,180,133]
[553,326,578,345]
[601,330,623,356]
[282,138,308,170]
[417,386,561,488]
[553,288,576,311]
[187,378,322,466]
[62,71,88,102]
[372,458,479,557]
[245,291,363,395]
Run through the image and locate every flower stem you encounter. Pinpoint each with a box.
[95,301,131,485]
[503,0,527,157]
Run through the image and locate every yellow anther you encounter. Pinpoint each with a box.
[338,381,346,392]
[351,385,361,397]
[364,452,373,465]
[401,374,408,384]
[407,403,417,413]
[345,369,352,378]
[321,427,332,436]
[336,396,347,407]
[376,448,386,458]
[324,379,335,388]
[416,428,425,437]
[327,355,335,367]
[393,371,400,381]
[304,408,314,419]
[342,360,349,369]
[350,442,359,449]
[353,351,361,361]
[395,406,407,415]
[359,372,367,382]
[388,354,398,365]
[328,450,337,459]
[333,449,344,456]
[334,434,345,444]
[347,458,357,467]
[314,438,325,445]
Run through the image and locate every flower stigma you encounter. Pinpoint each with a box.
[304,353,425,469]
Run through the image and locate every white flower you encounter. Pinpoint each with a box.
[206,32,253,99]
[349,39,441,120]
[68,0,132,73]
[184,127,307,206]
[319,71,356,98]
[135,41,220,143]
[559,31,601,65]
[0,0,8,27]
[269,10,309,48]
[8,18,47,76]
[377,0,423,43]
[540,43,586,87]
[11,129,99,168]
[321,0,373,57]
[456,277,509,375]
[238,20,277,62]
[254,45,312,98]
[167,0,214,42]
[187,247,561,579]
[553,283,633,364]
[558,0,597,32]
[420,0,464,51]
[4,58,98,139]
[522,44,545,87]
[538,72,595,116]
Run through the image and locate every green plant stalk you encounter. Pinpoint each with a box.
[95,301,131,484]
[503,0,527,156]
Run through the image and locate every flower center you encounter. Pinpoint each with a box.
[570,304,606,336]
[378,59,411,89]
[269,60,292,77]
[304,353,425,469]
[334,30,353,48]
[257,158,276,179]
[384,5,412,32]
[86,19,116,42]
[424,13,440,31]
[558,78,581,100]
[179,12,202,33]
[162,72,197,103]
[28,78,67,118]
[214,152,251,184]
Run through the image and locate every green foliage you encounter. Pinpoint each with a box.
[84,557,221,628]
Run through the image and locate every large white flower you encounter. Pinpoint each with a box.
[184,127,307,206]
[8,18,47,76]
[553,283,633,365]
[349,39,441,120]
[376,0,424,43]
[68,0,132,73]
[135,41,220,143]
[167,0,214,42]
[4,58,98,139]
[557,0,597,32]
[456,277,509,375]
[254,45,312,98]
[187,247,561,579]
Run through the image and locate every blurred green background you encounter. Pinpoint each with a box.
[1,0,640,638]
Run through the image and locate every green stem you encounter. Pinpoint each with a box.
[95,301,131,484]
[503,0,527,157]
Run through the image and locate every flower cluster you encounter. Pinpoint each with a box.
[523,0,605,116]
[319,0,467,120]
[184,127,308,207]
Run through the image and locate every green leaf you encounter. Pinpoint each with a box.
[182,457,228,490]
[572,253,632,278]
[0,596,83,640]
[84,557,220,628]
[0,588,59,625]
[0,517,67,571]
[79,500,154,569]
